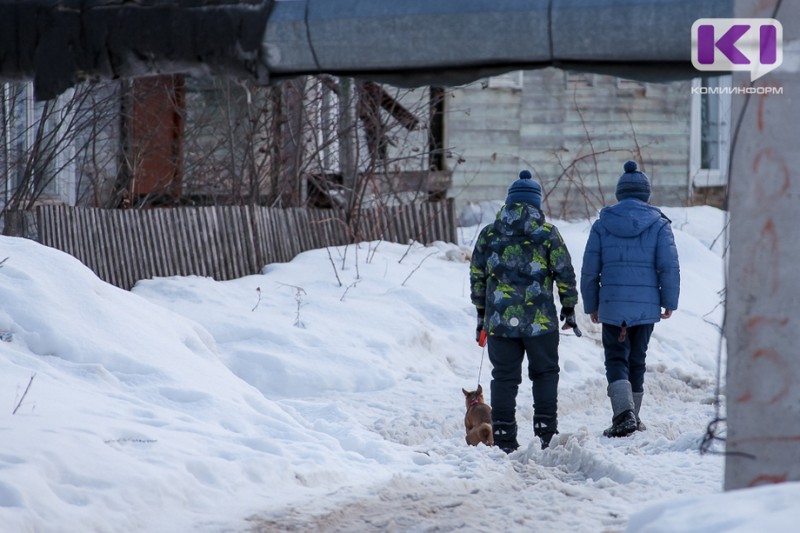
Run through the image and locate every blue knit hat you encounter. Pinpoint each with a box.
[506,170,542,208]
[615,160,651,202]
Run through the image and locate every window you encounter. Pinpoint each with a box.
[484,71,523,90]
[616,78,647,96]
[1,82,75,207]
[1,83,29,199]
[690,75,731,188]
[565,72,594,89]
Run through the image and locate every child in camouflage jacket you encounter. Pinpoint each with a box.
[470,170,579,452]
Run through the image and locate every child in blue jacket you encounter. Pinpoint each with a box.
[581,161,680,437]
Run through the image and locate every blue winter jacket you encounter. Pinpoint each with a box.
[580,199,680,327]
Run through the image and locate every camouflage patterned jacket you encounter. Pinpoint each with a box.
[470,203,578,338]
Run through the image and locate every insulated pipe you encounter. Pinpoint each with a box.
[0,0,733,99]
[262,0,733,85]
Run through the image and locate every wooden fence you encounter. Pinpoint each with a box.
[33,200,456,290]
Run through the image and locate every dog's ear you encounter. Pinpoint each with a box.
[477,384,482,394]
[462,388,469,397]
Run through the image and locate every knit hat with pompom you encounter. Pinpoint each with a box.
[615,160,651,202]
[506,169,543,208]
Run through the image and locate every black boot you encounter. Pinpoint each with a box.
[533,414,558,450]
[603,410,638,437]
[493,420,519,453]
[603,380,638,438]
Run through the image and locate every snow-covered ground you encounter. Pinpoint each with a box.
[1,205,798,532]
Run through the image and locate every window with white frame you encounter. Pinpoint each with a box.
[690,75,731,188]
[1,82,75,208]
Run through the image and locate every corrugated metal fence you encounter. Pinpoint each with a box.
[35,200,456,290]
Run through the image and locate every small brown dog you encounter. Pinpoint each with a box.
[463,384,494,447]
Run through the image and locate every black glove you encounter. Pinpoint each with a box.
[560,307,582,337]
[476,308,485,343]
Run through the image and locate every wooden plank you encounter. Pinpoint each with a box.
[360,208,374,241]
[173,209,190,277]
[261,206,277,266]
[224,206,245,278]
[141,209,158,281]
[66,207,83,266]
[296,208,313,251]
[282,208,297,260]
[331,208,348,245]
[196,207,214,277]
[422,203,433,243]
[242,205,259,276]
[316,209,337,248]
[447,198,458,243]
[390,206,402,242]
[131,209,152,284]
[184,208,205,277]
[284,209,300,259]
[60,206,75,259]
[198,208,219,278]
[37,206,52,248]
[159,208,179,278]
[394,205,407,243]
[268,208,287,263]
[250,206,269,268]
[90,208,111,283]
[91,208,111,281]
[107,210,127,289]
[233,205,251,276]
[407,204,420,243]
[220,207,236,278]
[57,206,70,252]
[76,207,98,281]
[246,205,265,273]
[304,209,319,250]
[50,206,65,254]
[410,204,423,243]
[297,208,310,255]
[121,209,141,289]
[208,206,228,278]
[148,208,169,278]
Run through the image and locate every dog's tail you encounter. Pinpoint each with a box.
[478,423,494,446]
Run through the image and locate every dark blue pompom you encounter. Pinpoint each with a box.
[623,160,638,173]
[519,169,532,180]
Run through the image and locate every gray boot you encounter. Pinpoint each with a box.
[602,380,638,437]
[633,391,646,431]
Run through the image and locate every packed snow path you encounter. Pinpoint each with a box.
[0,206,727,532]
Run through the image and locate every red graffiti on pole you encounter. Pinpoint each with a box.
[735,317,790,404]
[748,474,788,488]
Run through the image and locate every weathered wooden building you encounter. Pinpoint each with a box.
[2,68,729,233]
[446,68,729,219]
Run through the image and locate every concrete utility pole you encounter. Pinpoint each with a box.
[725,0,800,490]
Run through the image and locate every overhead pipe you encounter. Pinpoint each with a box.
[0,0,733,100]
[263,0,733,86]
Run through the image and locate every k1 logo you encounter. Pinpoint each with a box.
[692,18,783,82]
